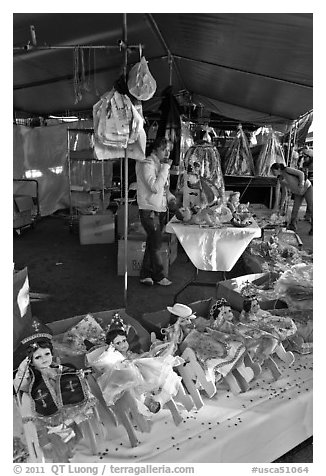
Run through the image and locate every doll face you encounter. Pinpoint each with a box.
[112,335,129,355]
[32,347,53,370]
[250,299,260,314]
[218,305,234,322]
[230,193,240,204]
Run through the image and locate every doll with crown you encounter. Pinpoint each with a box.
[13,318,99,462]
[239,281,297,367]
[85,314,186,418]
[161,300,257,396]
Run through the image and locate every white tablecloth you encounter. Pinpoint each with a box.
[70,353,312,463]
[165,217,261,272]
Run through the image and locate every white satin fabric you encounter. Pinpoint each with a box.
[70,353,312,463]
[165,217,261,271]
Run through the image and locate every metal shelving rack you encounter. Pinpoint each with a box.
[67,127,120,232]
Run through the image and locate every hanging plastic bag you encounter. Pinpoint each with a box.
[127,56,157,101]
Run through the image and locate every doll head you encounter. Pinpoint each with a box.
[105,313,129,354]
[209,298,234,327]
[243,296,260,315]
[27,338,54,370]
[167,303,195,326]
[229,192,240,205]
[238,202,250,213]
[106,329,129,355]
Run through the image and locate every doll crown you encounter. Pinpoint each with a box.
[107,313,127,334]
[209,297,230,319]
[215,297,229,308]
[240,280,257,299]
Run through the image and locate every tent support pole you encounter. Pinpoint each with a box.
[122,13,129,308]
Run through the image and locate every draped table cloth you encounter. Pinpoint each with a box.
[69,353,312,463]
[165,216,261,272]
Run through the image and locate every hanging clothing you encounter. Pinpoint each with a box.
[93,89,146,161]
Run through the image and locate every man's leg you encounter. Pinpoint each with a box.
[139,210,165,282]
[304,186,313,234]
[289,194,304,231]
[139,210,154,281]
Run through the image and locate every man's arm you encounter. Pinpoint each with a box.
[273,180,287,212]
[142,160,170,194]
[279,182,288,210]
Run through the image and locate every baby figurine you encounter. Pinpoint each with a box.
[14,319,98,462]
[86,314,185,417]
[227,191,241,214]
[239,292,296,367]
[240,294,262,323]
[179,298,256,395]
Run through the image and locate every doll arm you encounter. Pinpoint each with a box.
[205,327,231,342]
[14,357,31,393]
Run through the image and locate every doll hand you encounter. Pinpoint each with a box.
[150,332,157,344]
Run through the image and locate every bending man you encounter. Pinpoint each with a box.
[270,162,313,235]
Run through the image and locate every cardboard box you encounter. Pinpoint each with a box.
[140,298,215,336]
[216,272,287,312]
[79,213,115,244]
[48,308,151,368]
[117,239,170,276]
[116,203,140,238]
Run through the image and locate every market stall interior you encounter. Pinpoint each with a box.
[13,13,313,464]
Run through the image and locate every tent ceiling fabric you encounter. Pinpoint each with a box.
[13,13,313,125]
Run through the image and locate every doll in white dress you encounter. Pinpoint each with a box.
[86,315,184,414]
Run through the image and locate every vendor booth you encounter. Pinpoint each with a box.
[13,13,313,465]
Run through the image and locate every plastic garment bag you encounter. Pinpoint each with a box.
[127,57,157,101]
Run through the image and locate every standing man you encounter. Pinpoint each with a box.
[270,162,313,235]
[136,137,176,286]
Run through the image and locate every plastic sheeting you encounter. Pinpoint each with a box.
[13,121,92,216]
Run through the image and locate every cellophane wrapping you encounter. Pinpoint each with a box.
[224,125,255,176]
[255,129,285,176]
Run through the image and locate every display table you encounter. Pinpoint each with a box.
[69,353,312,463]
[165,216,261,272]
[224,175,278,209]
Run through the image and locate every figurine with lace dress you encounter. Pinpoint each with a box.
[239,282,297,367]
[85,314,185,415]
[162,300,256,395]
